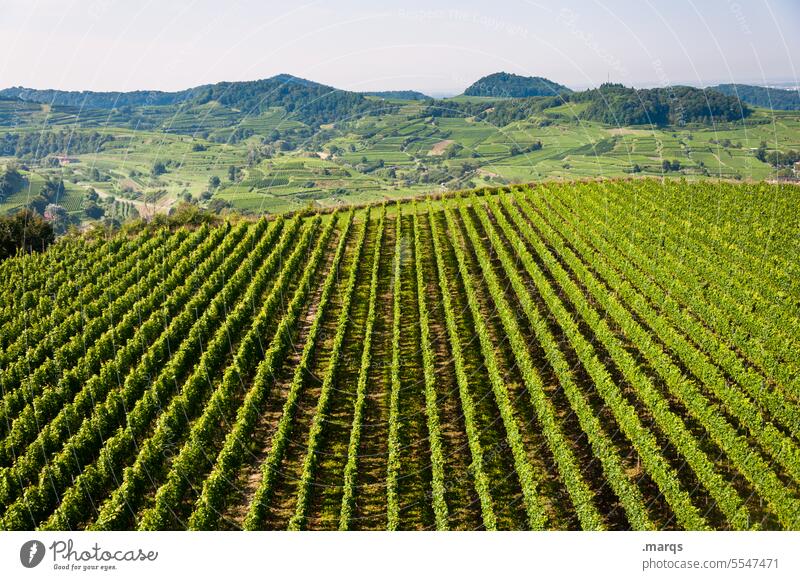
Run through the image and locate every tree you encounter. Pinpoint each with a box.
[27,194,50,215]
[208,198,233,214]
[0,209,55,259]
[208,175,221,189]
[151,161,167,177]
[84,200,105,219]
[44,204,71,235]
[227,165,240,182]
[40,178,65,203]
[0,166,24,202]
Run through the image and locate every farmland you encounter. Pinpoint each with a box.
[3,86,800,223]
[0,178,797,530]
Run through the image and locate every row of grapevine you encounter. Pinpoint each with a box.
[455,198,605,529]
[411,205,449,530]
[0,227,210,457]
[0,219,280,527]
[37,221,265,530]
[89,216,305,530]
[594,182,800,393]
[439,198,550,530]
[339,206,385,530]
[0,225,228,510]
[537,186,800,435]
[386,205,402,530]
[138,216,324,529]
[242,211,354,530]
[508,190,800,528]
[427,201,498,530]
[0,179,796,530]
[190,211,341,530]
[38,218,278,530]
[286,209,370,530]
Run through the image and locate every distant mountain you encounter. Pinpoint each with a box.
[363,90,431,101]
[463,72,572,98]
[0,86,188,108]
[0,74,387,126]
[709,84,800,111]
[184,74,383,125]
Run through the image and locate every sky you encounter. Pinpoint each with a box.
[0,0,798,95]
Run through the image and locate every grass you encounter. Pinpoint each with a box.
[1,104,797,220]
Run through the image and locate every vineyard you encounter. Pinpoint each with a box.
[0,179,798,530]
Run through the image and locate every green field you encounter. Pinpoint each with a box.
[0,179,797,531]
[2,97,798,222]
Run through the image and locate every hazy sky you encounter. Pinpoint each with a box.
[1,0,797,95]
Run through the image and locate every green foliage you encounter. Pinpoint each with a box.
[463,72,572,98]
[362,91,431,101]
[0,208,54,258]
[151,161,167,176]
[712,84,800,111]
[0,166,24,201]
[1,180,799,532]
[0,130,114,158]
[575,83,750,125]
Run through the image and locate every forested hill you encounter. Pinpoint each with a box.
[0,86,189,108]
[363,91,431,100]
[710,84,800,111]
[574,84,751,125]
[0,74,390,127]
[463,72,572,98]
[185,75,390,126]
[0,75,762,131]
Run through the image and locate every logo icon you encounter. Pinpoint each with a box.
[20,540,46,568]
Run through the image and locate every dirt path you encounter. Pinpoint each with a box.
[428,139,455,156]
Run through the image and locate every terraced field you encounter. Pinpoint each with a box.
[0,179,798,530]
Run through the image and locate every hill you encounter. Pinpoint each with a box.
[363,90,431,101]
[463,72,572,98]
[1,72,796,221]
[574,83,750,125]
[0,86,189,108]
[0,74,387,127]
[710,84,800,111]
